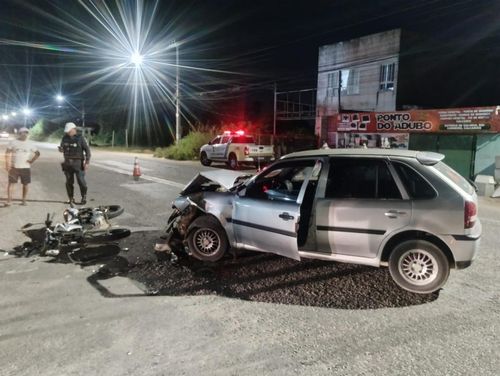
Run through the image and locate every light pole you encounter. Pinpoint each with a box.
[172,41,181,144]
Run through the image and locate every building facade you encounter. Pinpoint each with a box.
[315,29,500,179]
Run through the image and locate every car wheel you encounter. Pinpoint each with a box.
[200,152,212,166]
[228,153,238,170]
[187,216,228,262]
[388,239,450,294]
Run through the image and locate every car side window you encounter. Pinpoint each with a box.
[392,162,437,199]
[211,137,221,145]
[326,158,402,199]
[245,160,317,202]
[221,136,230,144]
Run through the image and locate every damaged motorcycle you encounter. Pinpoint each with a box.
[19,206,130,261]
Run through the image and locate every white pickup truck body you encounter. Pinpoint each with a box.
[200,132,275,169]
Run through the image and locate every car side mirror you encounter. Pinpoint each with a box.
[208,141,212,145]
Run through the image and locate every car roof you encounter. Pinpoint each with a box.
[282,148,445,165]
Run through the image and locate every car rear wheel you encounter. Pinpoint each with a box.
[228,153,238,170]
[388,239,450,294]
[187,216,228,262]
[200,152,212,166]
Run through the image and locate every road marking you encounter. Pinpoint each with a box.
[97,160,152,172]
[92,162,185,188]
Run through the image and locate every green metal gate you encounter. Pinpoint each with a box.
[409,134,476,178]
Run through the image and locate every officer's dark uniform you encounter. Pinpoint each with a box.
[60,134,91,204]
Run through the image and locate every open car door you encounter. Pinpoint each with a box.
[232,159,322,260]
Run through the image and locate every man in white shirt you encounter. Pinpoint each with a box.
[4,127,40,206]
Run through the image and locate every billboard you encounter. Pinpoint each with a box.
[331,106,500,133]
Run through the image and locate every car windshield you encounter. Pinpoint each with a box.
[433,162,475,195]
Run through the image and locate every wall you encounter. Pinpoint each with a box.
[475,134,500,176]
[316,29,401,116]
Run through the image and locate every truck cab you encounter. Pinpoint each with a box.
[200,130,275,169]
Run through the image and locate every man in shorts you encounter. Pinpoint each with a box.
[5,127,40,206]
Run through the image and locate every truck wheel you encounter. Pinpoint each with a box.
[228,153,239,170]
[388,239,450,294]
[200,152,212,166]
[187,216,228,262]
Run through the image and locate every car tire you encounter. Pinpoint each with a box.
[228,153,238,170]
[200,152,212,166]
[388,239,450,294]
[187,216,228,262]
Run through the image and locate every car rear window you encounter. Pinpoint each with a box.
[433,161,475,195]
[326,158,402,199]
[232,136,255,144]
[392,162,436,199]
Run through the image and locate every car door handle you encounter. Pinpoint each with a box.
[384,210,407,218]
[279,212,294,221]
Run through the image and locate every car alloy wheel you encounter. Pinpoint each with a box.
[388,239,450,294]
[398,249,439,285]
[193,228,221,256]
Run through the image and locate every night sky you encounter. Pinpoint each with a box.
[1,0,499,143]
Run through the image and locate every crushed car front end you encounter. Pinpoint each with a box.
[154,170,251,261]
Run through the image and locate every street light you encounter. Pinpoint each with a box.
[11,111,17,117]
[54,94,86,136]
[130,52,143,67]
[22,108,32,116]
[2,114,9,121]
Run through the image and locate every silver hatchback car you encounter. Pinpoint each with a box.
[156,149,481,294]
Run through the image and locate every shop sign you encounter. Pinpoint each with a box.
[331,106,500,133]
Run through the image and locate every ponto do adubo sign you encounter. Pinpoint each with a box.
[376,113,433,131]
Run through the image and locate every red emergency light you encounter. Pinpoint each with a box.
[235,130,245,136]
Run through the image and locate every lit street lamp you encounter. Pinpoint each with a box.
[130,52,143,67]
[54,94,86,132]
[2,114,9,121]
[22,107,32,117]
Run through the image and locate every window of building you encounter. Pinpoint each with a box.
[326,158,402,199]
[379,63,396,91]
[326,72,338,97]
[340,69,360,95]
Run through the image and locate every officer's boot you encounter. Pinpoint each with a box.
[66,183,74,205]
[80,187,87,205]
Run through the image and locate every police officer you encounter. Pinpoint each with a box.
[59,122,91,205]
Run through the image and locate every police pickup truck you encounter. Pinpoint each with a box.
[199,131,275,169]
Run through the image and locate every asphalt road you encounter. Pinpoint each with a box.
[0,139,499,376]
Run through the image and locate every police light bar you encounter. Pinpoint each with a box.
[235,130,245,136]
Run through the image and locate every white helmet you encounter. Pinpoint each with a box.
[64,122,77,133]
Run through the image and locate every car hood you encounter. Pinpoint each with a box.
[180,169,252,195]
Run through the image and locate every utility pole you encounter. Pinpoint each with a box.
[175,41,181,144]
[273,82,277,136]
[82,100,86,134]
[338,70,342,112]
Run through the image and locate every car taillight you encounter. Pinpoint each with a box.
[464,200,477,229]
[244,146,249,156]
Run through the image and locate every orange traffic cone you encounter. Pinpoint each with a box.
[133,157,142,181]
